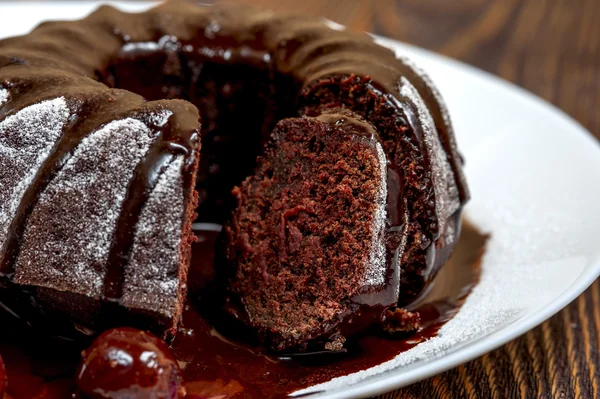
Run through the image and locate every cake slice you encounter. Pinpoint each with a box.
[221,110,394,352]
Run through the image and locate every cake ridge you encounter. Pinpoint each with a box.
[0,97,71,278]
[365,138,388,287]
[395,56,469,203]
[103,109,186,303]
[385,83,445,241]
[99,101,199,336]
[398,76,460,240]
[122,155,186,318]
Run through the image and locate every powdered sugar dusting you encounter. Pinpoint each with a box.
[147,109,173,128]
[122,156,185,317]
[14,118,155,298]
[121,36,179,54]
[399,77,460,230]
[0,88,8,107]
[122,41,161,53]
[0,98,69,253]
[363,140,387,287]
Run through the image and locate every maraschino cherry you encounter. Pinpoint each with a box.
[76,328,184,398]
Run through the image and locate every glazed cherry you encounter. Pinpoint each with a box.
[76,328,184,398]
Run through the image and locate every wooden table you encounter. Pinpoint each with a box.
[223,0,600,397]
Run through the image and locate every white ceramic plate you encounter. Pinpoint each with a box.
[2,3,600,398]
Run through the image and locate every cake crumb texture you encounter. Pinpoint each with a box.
[224,113,388,351]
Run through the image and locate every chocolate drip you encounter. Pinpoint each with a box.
[104,127,173,301]
[103,105,200,302]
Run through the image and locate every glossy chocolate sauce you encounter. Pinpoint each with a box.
[0,220,486,398]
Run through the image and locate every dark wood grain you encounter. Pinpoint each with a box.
[219,1,600,398]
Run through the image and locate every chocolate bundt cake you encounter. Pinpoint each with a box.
[0,0,468,346]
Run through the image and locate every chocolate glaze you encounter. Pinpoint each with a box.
[103,110,200,302]
[0,220,486,398]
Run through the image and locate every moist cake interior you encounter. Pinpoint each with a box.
[221,111,390,352]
